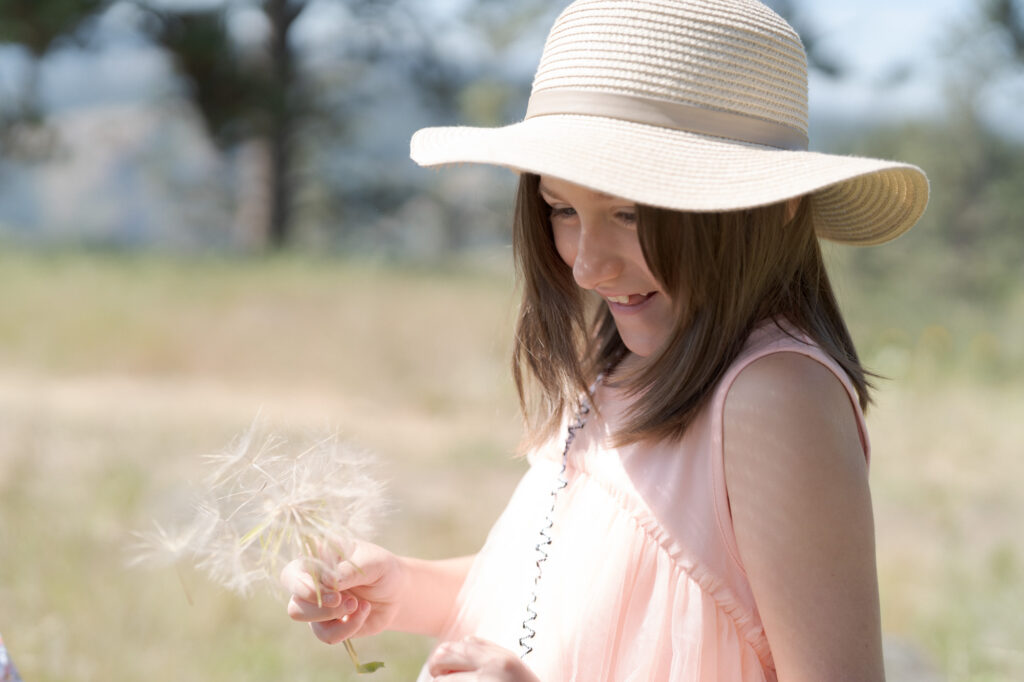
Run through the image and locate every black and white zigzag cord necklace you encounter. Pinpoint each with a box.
[519,376,601,659]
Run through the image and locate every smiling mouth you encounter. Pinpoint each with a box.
[605,292,656,307]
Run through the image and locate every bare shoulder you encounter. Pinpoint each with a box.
[722,351,883,681]
[724,351,865,480]
[726,350,856,418]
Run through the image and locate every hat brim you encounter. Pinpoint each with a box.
[410,115,929,246]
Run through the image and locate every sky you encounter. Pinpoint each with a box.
[0,0,1016,139]
[803,0,977,117]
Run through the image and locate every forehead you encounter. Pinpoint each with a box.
[537,177,624,202]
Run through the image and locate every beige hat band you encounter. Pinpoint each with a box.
[525,89,809,151]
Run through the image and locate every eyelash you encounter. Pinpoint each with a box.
[548,206,638,224]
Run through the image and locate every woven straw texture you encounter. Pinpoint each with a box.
[411,0,929,245]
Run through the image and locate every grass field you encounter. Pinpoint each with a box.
[0,247,1021,681]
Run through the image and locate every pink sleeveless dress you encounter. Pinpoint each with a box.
[418,321,869,681]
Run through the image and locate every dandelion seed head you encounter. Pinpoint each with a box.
[133,421,388,598]
[129,522,194,568]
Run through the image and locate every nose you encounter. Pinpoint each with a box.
[571,218,623,291]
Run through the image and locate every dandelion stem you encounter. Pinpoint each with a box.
[343,639,384,674]
[175,564,194,607]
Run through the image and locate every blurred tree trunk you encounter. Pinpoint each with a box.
[143,0,311,249]
[232,137,272,249]
[264,0,303,248]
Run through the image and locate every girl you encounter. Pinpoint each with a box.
[282,1,929,680]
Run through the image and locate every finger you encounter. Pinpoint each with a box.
[310,600,372,645]
[281,558,362,612]
[280,559,325,604]
[287,593,359,623]
[426,639,484,677]
[321,549,380,593]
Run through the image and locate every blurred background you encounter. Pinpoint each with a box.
[0,0,1021,680]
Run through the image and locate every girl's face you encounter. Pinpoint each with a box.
[540,175,675,359]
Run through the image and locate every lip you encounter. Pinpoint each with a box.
[605,291,657,315]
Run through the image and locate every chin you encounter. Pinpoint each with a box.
[620,339,659,359]
[614,319,673,361]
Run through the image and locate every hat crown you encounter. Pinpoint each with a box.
[410,0,928,246]
[531,0,809,138]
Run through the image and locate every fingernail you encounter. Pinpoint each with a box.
[342,597,358,613]
[322,592,340,607]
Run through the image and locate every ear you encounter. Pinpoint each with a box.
[785,196,803,223]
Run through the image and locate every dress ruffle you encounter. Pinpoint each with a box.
[418,321,868,682]
[419,455,774,681]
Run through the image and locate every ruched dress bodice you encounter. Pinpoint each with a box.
[418,322,869,681]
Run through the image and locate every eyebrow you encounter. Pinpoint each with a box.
[537,184,560,200]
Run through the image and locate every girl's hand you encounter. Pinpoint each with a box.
[281,540,406,644]
[427,637,540,682]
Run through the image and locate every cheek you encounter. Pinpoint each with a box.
[552,225,577,269]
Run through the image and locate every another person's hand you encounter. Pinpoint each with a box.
[427,637,541,682]
[281,540,405,644]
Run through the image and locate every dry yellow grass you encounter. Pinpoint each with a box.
[0,248,1020,681]
[870,384,1024,681]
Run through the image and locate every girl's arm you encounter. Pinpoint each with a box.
[723,352,885,682]
[394,554,476,635]
[282,542,475,641]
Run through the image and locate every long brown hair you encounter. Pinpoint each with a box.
[511,172,871,448]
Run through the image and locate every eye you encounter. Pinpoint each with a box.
[616,209,638,225]
[549,206,578,220]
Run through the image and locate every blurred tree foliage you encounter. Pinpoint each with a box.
[842,114,1024,302]
[0,0,110,119]
[984,0,1024,58]
[136,0,316,248]
[0,0,1019,264]
[128,0,552,249]
[0,0,111,157]
[840,0,1024,305]
[139,7,268,151]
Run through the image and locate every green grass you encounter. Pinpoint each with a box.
[0,246,1021,680]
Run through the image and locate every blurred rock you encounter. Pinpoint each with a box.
[884,635,946,682]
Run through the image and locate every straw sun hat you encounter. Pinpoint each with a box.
[411,0,929,245]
